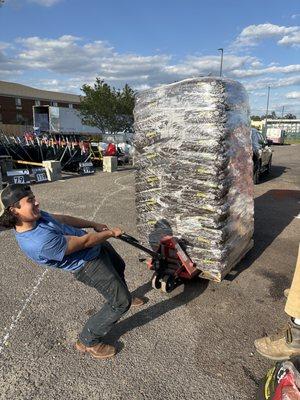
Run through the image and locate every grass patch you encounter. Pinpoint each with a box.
[285,138,300,144]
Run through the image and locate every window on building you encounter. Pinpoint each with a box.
[69,103,73,109]
[16,113,28,125]
[15,98,22,107]
[51,101,58,107]
[35,100,41,106]
[16,113,25,124]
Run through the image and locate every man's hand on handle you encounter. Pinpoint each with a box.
[93,223,123,238]
[93,224,123,238]
[93,223,109,232]
[110,227,123,238]
[65,226,124,255]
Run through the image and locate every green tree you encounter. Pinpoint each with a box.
[251,115,261,121]
[261,111,277,120]
[117,84,135,131]
[284,113,297,119]
[79,78,135,134]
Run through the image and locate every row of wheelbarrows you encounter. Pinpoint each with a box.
[0,133,130,188]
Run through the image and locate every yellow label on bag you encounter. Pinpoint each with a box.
[202,259,215,265]
[196,192,207,198]
[197,167,208,174]
[147,220,156,226]
[146,153,158,159]
[146,199,156,206]
[147,176,159,183]
[197,237,210,244]
[146,131,157,138]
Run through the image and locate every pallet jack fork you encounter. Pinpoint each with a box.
[118,233,200,293]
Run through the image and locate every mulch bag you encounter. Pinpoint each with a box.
[257,358,300,400]
[133,77,254,281]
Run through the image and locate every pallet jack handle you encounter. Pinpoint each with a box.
[118,233,163,261]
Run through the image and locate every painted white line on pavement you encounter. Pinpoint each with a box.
[0,270,48,354]
[91,174,132,221]
[0,173,132,355]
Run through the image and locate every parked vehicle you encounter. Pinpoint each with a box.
[33,105,101,135]
[266,127,286,145]
[252,128,273,184]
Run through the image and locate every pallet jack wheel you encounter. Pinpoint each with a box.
[151,273,161,290]
[160,274,176,293]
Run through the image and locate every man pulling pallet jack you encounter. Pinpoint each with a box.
[0,184,147,360]
[0,184,200,360]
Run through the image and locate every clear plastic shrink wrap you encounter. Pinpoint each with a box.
[133,77,254,281]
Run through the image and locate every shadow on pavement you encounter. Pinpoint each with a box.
[226,189,300,281]
[107,278,208,343]
[260,165,289,182]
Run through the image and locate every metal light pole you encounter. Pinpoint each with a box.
[218,48,224,77]
[281,105,285,118]
[265,86,271,134]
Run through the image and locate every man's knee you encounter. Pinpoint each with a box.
[112,290,131,314]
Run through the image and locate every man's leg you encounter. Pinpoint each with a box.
[101,241,127,284]
[285,245,300,320]
[101,241,146,307]
[255,245,300,360]
[75,249,132,355]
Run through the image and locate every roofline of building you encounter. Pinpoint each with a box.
[0,80,81,103]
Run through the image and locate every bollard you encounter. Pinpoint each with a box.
[42,160,62,181]
[103,156,118,173]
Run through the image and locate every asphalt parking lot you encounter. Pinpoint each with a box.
[0,144,300,400]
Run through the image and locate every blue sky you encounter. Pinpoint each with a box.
[0,0,300,116]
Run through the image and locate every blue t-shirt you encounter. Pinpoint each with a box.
[15,211,101,272]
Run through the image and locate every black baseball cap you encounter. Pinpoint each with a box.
[0,184,32,217]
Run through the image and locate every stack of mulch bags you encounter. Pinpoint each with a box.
[133,77,254,281]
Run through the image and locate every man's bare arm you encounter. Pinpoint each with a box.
[65,227,122,255]
[52,214,106,230]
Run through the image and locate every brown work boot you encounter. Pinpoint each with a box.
[131,297,146,307]
[75,340,116,359]
[254,320,300,360]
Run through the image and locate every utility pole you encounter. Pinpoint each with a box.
[218,48,224,77]
[265,86,270,135]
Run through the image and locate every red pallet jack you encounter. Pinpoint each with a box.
[118,233,200,293]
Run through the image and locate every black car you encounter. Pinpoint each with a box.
[251,128,273,184]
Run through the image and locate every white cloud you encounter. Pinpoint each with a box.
[278,31,300,46]
[28,0,62,6]
[13,35,172,83]
[0,48,22,76]
[244,75,300,90]
[250,61,263,68]
[165,54,256,79]
[0,35,262,90]
[286,91,300,99]
[291,14,300,20]
[230,64,300,78]
[250,91,267,97]
[0,34,299,116]
[232,23,300,48]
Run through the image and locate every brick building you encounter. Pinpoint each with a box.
[0,80,80,126]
